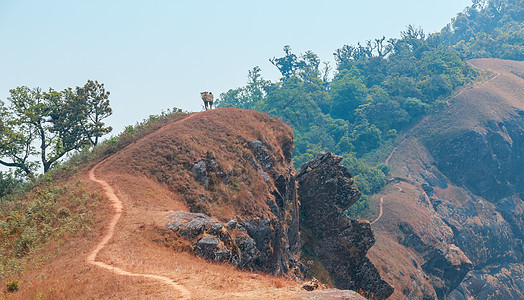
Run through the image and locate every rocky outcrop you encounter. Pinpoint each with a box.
[429,115,524,297]
[422,245,473,298]
[165,211,260,268]
[179,138,303,277]
[397,222,473,298]
[297,152,394,299]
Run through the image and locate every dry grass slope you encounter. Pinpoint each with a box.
[2,108,338,299]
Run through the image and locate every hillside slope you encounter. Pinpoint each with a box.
[368,58,524,299]
[1,108,369,299]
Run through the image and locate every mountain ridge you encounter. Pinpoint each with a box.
[369,58,524,299]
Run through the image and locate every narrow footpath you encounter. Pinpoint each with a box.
[87,162,192,299]
[85,113,199,299]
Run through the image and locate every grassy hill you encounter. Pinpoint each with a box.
[0,109,319,299]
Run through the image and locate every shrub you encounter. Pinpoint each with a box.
[6,279,20,292]
[0,182,98,277]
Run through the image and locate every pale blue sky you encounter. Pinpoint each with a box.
[1,0,472,135]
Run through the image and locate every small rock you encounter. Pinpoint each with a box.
[209,222,223,233]
[227,219,237,229]
[194,234,220,259]
[302,279,320,291]
[191,160,207,187]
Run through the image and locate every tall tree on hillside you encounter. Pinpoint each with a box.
[76,80,112,146]
[0,81,113,176]
[0,97,36,178]
[298,51,321,83]
[217,66,271,109]
[270,45,299,79]
[330,67,368,121]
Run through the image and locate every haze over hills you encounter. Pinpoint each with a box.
[1,0,523,299]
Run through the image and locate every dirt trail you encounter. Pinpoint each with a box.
[86,113,200,299]
[446,71,500,105]
[371,71,500,226]
[372,132,406,225]
[370,196,384,225]
[87,163,191,299]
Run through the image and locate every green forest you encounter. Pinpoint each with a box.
[217,0,523,216]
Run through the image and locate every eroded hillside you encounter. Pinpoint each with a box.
[369,59,524,299]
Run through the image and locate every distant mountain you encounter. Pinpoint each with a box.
[369,58,524,299]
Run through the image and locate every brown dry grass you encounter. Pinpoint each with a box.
[101,108,294,221]
[1,108,308,299]
[0,173,169,300]
[415,58,524,146]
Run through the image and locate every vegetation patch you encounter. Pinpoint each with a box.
[5,278,20,293]
[217,0,522,216]
[0,180,98,278]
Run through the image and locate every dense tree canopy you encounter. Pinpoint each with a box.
[429,0,524,60]
[0,80,112,177]
[217,0,522,216]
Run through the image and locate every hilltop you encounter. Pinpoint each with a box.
[1,108,377,299]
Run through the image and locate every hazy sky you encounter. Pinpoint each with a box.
[1,0,472,135]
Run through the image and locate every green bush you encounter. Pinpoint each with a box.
[6,279,20,292]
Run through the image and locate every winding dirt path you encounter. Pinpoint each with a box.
[446,71,500,105]
[85,113,200,299]
[384,137,408,166]
[370,196,384,225]
[87,162,192,299]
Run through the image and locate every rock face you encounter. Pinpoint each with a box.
[297,152,394,299]
[397,221,473,298]
[432,115,524,203]
[429,116,524,299]
[179,137,303,277]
